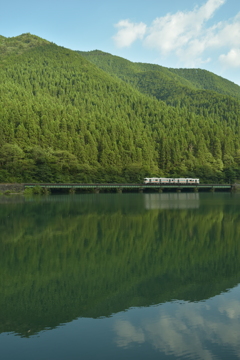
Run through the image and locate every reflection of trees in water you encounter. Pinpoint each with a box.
[0,194,240,336]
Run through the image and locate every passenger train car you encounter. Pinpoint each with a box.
[144,178,199,184]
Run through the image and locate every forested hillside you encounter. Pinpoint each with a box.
[0,33,240,183]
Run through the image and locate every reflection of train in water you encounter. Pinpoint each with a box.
[145,193,200,209]
[144,178,200,184]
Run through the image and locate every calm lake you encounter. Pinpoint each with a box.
[1,192,240,360]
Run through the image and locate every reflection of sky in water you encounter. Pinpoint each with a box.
[114,284,240,359]
[2,286,240,360]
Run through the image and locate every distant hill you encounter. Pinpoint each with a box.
[0,33,240,183]
[168,67,240,95]
[78,50,240,101]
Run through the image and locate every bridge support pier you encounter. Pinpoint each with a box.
[210,187,215,192]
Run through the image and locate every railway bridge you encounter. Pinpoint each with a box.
[23,183,234,193]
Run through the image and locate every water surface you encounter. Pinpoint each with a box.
[1,192,240,359]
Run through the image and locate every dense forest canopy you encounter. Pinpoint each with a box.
[0,33,240,183]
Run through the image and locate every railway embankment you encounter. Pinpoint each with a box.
[0,183,24,194]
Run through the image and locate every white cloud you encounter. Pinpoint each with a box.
[112,0,240,69]
[112,20,146,48]
[198,0,225,20]
[144,0,225,55]
[206,14,240,48]
[219,49,240,68]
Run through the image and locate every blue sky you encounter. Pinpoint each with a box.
[1,0,240,85]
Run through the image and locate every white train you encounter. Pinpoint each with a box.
[144,178,199,184]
